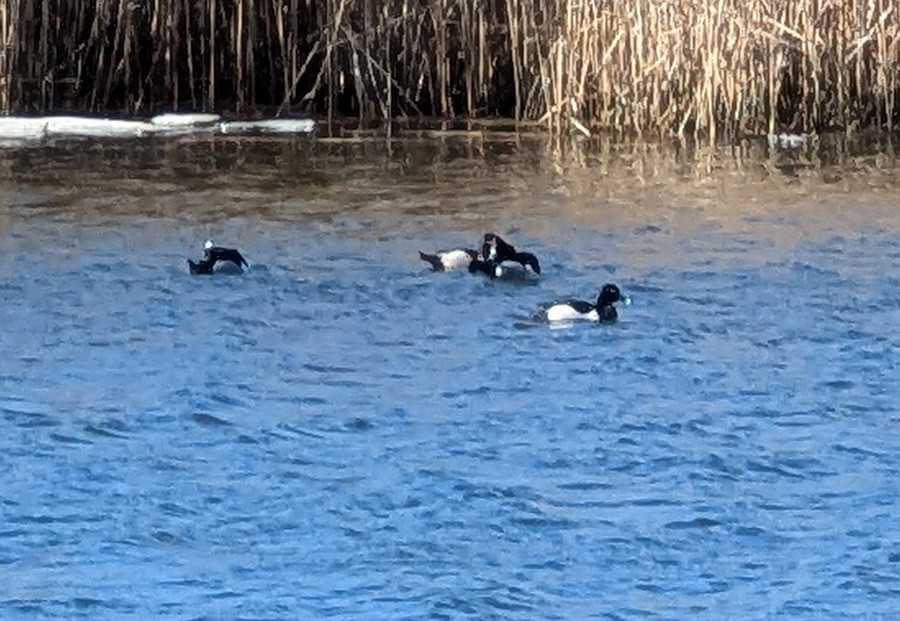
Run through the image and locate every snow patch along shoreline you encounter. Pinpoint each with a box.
[0,114,316,143]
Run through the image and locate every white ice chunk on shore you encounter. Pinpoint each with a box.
[218,119,317,134]
[44,117,155,137]
[0,114,316,142]
[151,113,222,127]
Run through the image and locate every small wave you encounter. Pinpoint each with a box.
[275,423,325,440]
[208,392,251,408]
[344,417,374,431]
[83,424,129,440]
[665,517,722,530]
[49,432,92,445]
[71,597,106,610]
[819,379,855,391]
[151,530,183,544]
[3,408,59,428]
[191,412,232,427]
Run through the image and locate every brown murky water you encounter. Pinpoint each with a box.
[3,131,898,252]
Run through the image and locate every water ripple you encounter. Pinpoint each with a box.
[0,147,898,620]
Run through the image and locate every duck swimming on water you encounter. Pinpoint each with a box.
[419,232,541,278]
[545,284,630,323]
[469,233,541,279]
[188,240,249,274]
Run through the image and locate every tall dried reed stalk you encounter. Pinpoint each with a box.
[1,0,898,135]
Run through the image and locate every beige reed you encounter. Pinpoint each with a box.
[0,0,897,135]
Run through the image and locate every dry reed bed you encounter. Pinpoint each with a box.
[1,0,898,135]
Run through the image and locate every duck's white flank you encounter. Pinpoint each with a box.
[494,261,538,280]
[546,304,599,322]
[440,249,475,270]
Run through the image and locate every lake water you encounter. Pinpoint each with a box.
[1,132,899,620]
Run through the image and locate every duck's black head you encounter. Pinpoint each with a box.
[592,284,625,322]
[482,233,517,263]
[597,283,622,306]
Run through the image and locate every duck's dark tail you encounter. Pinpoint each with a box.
[419,251,444,271]
[188,259,213,275]
[513,251,541,275]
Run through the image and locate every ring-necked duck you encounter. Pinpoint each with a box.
[188,240,249,274]
[545,284,629,322]
[470,233,542,279]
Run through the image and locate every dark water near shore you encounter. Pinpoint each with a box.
[1,133,899,619]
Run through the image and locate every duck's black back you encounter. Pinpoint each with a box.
[565,299,595,314]
[206,247,248,268]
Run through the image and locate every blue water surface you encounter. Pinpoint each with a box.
[0,137,899,620]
